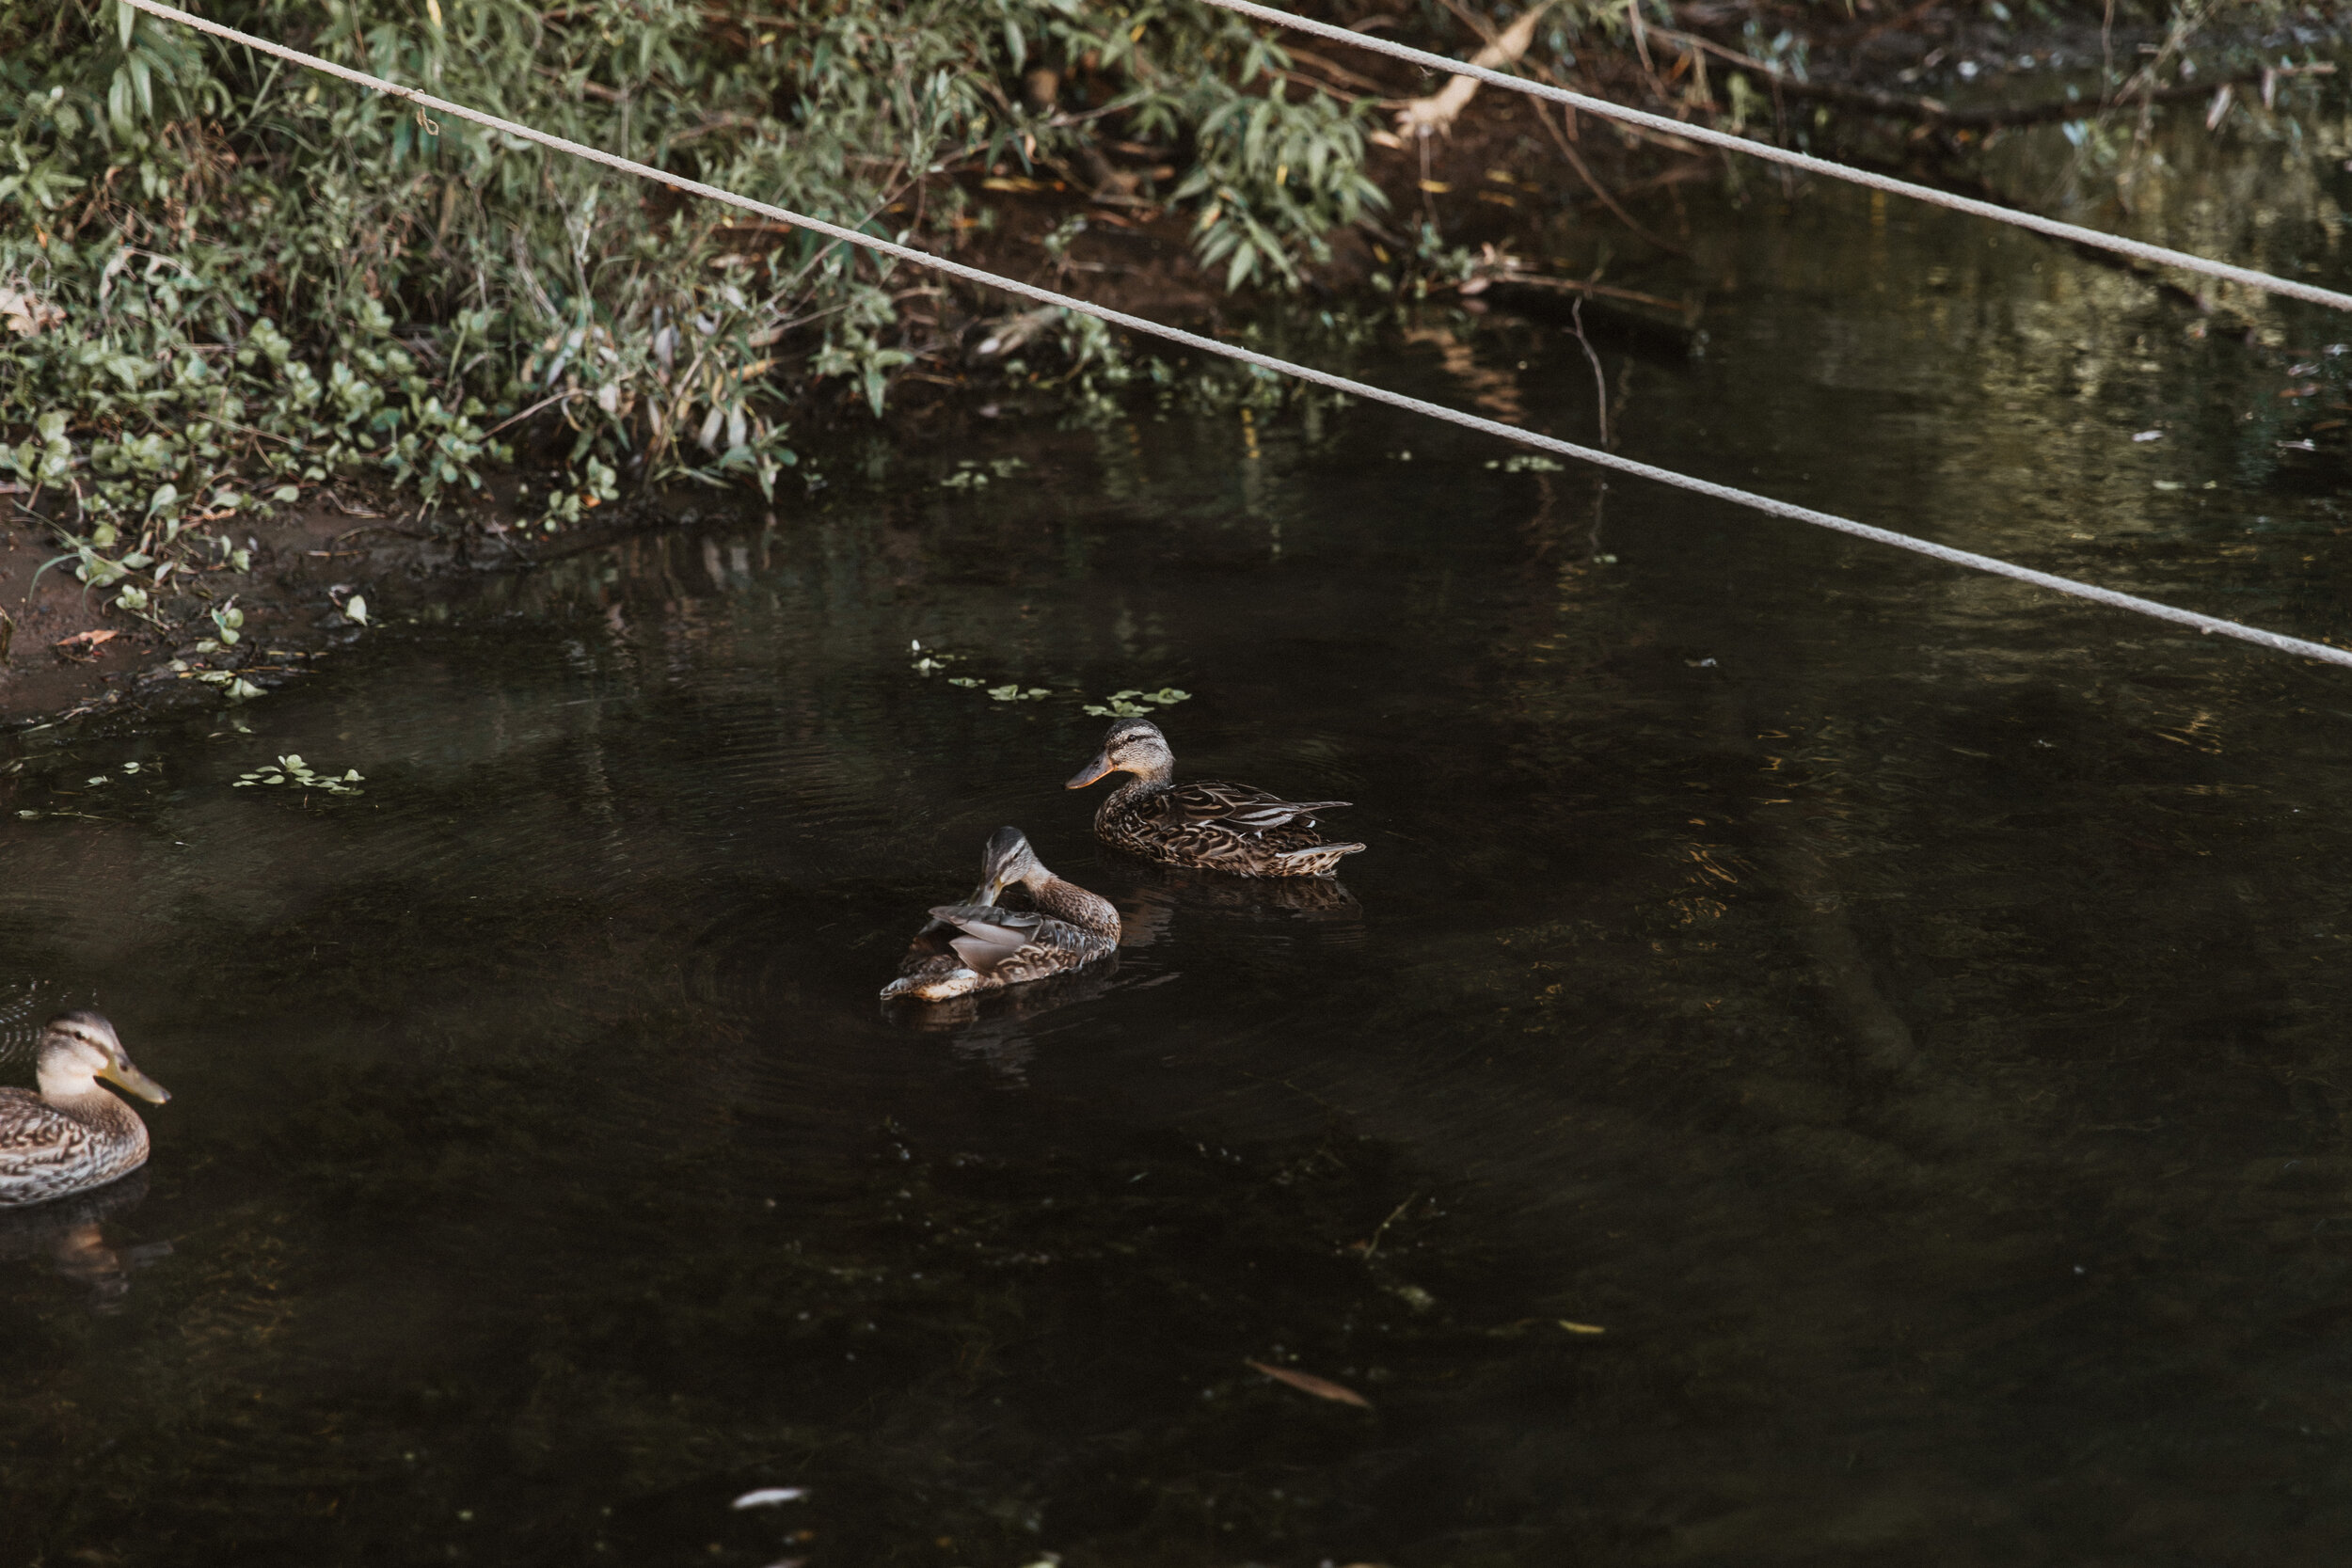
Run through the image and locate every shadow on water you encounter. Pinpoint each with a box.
[14,97,2352,1566]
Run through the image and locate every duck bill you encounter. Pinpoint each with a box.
[1066,752,1114,789]
[100,1062,170,1105]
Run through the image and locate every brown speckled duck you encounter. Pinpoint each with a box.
[882,827,1120,1002]
[1066,719,1364,878]
[0,1011,170,1209]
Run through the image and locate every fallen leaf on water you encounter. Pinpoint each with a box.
[1246,1360,1372,1409]
[1487,1316,1607,1338]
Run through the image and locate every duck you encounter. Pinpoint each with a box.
[0,1011,170,1209]
[1066,718,1364,877]
[881,827,1120,1002]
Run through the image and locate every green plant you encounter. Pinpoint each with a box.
[231,752,363,792]
[1083,686,1187,718]
[1,0,1408,611]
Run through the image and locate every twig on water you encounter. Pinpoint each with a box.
[1360,1194,1419,1259]
[1568,295,1610,451]
[1568,292,1615,561]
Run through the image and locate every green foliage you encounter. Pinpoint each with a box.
[231,752,364,792]
[0,0,1390,590]
[1084,685,1189,717]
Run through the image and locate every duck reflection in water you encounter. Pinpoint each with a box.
[0,1170,170,1310]
[881,827,1120,1003]
[1112,857,1366,951]
[898,961,1125,1085]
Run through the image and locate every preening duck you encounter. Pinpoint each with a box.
[882,827,1120,1002]
[1066,719,1364,878]
[0,1011,170,1209]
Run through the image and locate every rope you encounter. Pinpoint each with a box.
[1199,0,2352,315]
[121,0,2352,673]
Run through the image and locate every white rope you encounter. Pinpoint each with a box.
[1200,0,2352,314]
[123,0,2352,673]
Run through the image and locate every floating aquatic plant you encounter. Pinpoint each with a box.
[1083,688,1189,719]
[939,458,1029,490]
[909,641,1187,718]
[909,638,960,675]
[19,757,161,818]
[232,753,363,794]
[195,671,265,700]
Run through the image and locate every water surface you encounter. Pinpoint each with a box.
[8,103,2352,1566]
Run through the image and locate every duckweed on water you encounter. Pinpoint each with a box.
[907,640,1186,717]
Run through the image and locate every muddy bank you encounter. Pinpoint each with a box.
[0,484,602,732]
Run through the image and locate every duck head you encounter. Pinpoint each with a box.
[1067,719,1175,789]
[36,1011,169,1105]
[979,825,1046,898]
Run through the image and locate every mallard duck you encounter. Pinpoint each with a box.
[0,1011,170,1209]
[882,827,1120,1002]
[1066,719,1364,877]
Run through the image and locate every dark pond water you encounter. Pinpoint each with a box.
[10,104,2352,1567]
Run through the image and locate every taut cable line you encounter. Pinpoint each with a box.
[1198,0,2352,315]
[121,0,2352,673]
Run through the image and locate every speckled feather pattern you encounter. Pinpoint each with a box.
[0,1087,150,1208]
[889,875,1119,1001]
[961,900,1118,990]
[1094,776,1364,878]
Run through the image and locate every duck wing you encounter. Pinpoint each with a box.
[928,904,1045,972]
[891,879,995,977]
[1153,781,1351,836]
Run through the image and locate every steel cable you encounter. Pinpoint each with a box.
[1199,0,2352,313]
[120,0,2352,672]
